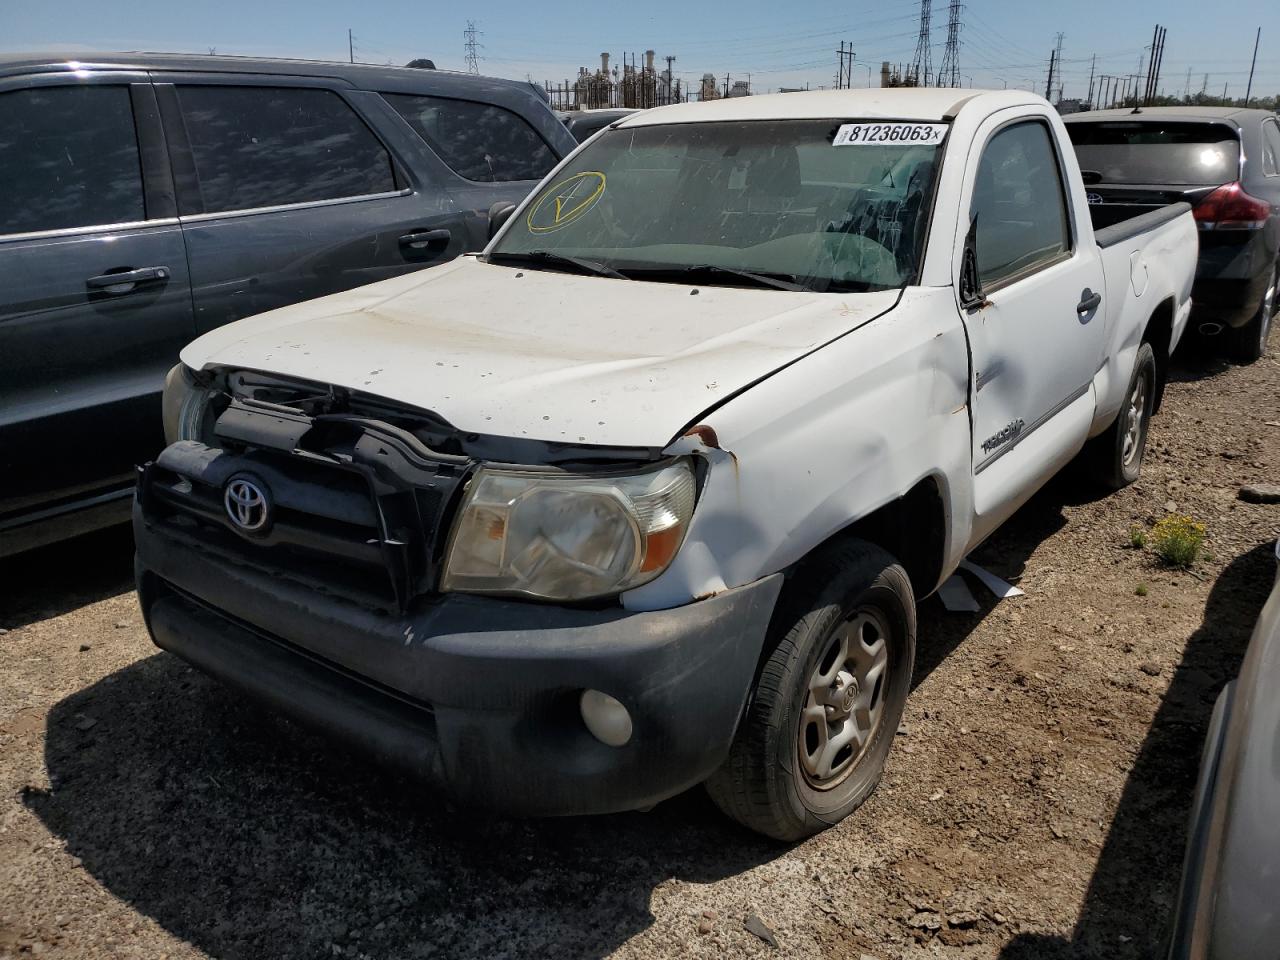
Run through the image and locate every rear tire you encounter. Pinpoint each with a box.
[1088,341,1156,491]
[705,540,915,841]
[1231,260,1276,365]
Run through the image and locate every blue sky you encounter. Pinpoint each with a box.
[3,0,1277,101]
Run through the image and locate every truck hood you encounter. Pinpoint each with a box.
[182,257,902,449]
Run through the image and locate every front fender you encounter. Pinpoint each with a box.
[623,287,973,611]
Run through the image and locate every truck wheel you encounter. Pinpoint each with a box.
[1089,341,1156,490]
[706,540,915,841]
[1231,260,1276,365]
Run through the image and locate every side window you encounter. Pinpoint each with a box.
[1262,120,1280,177]
[0,85,145,235]
[971,120,1071,289]
[175,86,396,214]
[383,93,557,182]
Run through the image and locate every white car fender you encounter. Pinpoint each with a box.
[622,285,974,612]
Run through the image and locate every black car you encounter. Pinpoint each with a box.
[1167,540,1280,959]
[559,108,636,142]
[1064,108,1280,363]
[0,53,575,557]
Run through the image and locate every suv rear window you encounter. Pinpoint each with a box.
[383,94,557,182]
[1066,121,1240,186]
[175,86,396,214]
[0,85,144,235]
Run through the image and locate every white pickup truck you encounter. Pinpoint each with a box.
[136,89,1197,840]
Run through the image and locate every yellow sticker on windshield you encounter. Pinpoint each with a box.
[526,171,606,233]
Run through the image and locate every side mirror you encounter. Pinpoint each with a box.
[958,214,986,310]
[488,201,518,242]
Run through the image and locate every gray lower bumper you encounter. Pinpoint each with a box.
[134,508,783,816]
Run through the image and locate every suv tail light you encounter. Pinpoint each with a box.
[1193,182,1271,231]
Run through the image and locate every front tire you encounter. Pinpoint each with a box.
[1231,260,1277,365]
[706,540,916,841]
[1089,341,1156,490]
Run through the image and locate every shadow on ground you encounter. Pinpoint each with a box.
[0,524,135,629]
[19,471,1115,959]
[997,541,1274,960]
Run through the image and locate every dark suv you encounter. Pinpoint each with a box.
[0,53,574,556]
[1064,108,1280,363]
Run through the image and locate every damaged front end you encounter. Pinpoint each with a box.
[144,365,699,613]
[134,366,780,816]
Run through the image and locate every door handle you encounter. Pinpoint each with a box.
[1076,289,1102,316]
[86,266,171,292]
[398,228,451,252]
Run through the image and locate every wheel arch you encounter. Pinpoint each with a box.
[1142,295,1176,414]
[782,473,950,607]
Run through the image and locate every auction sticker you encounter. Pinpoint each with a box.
[833,123,948,146]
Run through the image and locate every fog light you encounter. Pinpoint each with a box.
[579,689,632,747]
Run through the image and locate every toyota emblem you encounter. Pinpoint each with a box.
[224,476,271,533]
[1086,192,1103,205]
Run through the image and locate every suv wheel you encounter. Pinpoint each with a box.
[705,540,915,841]
[1232,260,1277,365]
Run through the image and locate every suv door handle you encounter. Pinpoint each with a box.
[398,229,451,252]
[1076,289,1102,316]
[86,266,171,292]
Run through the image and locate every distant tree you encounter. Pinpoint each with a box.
[405,58,436,70]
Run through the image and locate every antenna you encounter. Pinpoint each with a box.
[937,0,963,88]
[464,21,483,75]
[911,0,932,87]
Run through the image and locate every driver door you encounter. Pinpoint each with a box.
[958,113,1106,544]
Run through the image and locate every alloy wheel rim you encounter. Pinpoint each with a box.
[798,609,891,790]
[1122,374,1147,468]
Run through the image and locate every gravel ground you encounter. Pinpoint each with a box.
[2,332,1279,960]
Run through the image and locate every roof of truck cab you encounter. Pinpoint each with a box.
[615,88,1046,126]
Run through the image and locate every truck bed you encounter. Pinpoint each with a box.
[1092,201,1192,247]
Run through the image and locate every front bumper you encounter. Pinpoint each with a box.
[134,506,782,816]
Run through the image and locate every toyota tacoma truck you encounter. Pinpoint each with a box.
[134,89,1197,840]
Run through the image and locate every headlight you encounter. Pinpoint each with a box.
[442,459,696,601]
[161,364,217,446]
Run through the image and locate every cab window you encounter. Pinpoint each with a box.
[971,120,1071,289]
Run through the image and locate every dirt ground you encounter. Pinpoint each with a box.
[2,333,1278,960]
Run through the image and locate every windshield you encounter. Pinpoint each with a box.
[1066,121,1240,186]
[488,119,945,292]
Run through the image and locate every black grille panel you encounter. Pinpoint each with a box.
[140,429,471,613]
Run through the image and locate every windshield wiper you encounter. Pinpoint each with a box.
[630,263,813,292]
[486,250,630,280]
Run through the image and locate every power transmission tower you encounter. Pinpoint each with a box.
[1050,33,1064,101]
[1087,53,1096,106]
[464,21,482,75]
[911,0,933,87]
[937,0,962,87]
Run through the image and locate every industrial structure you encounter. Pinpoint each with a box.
[544,50,729,111]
